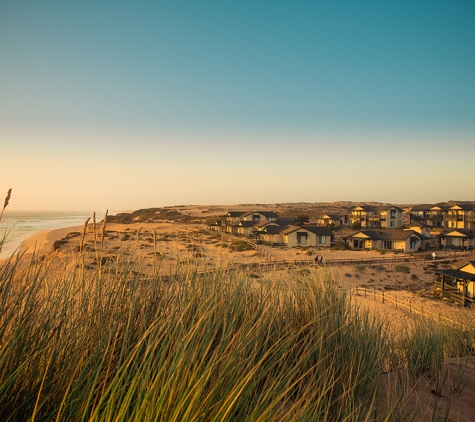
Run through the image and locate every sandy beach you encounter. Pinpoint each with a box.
[11,206,475,331]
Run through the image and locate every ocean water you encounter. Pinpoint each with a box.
[0,211,106,259]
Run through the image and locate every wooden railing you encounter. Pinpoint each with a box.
[348,286,473,329]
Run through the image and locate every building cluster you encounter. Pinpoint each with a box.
[409,203,475,229]
[210,202,475,253]
[212,210,332,248]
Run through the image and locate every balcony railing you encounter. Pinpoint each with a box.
[446,215,464,221]
[427,215,443,221]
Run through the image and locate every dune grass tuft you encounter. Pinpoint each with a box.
[0,245,473,421]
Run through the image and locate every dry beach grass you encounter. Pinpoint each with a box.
[1,201,475,420]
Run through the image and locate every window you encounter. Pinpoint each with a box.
[398,221,402,227]
[318,235,326,244]
[383,240,393,249]
[252,215,260,222]
[390,221,394,227]
[297,232,308,245]
[410,237,418,249]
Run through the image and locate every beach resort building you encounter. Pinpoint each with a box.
[316,214,348,227]
[280,226,332,248]
[343,230,425,253]
[240,211,279,222]
[409,203,475,229]
[445,204,475,229]
[349,205,403,229]
[438,229,475,250]
[435,261,475,306]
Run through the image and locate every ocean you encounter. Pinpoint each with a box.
[0,211,107,259]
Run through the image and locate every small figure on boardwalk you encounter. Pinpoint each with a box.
[314,255,320,266]
[432,252,436,262]
[320,255,325,266]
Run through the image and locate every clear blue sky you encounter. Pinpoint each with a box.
[1,0,474,210]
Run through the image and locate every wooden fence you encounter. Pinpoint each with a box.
[348,286,473,329]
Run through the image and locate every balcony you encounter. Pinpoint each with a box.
[427,215,443,221]
[446,215,464,221]
[409,214,427,220]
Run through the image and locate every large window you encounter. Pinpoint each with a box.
[383,240,393,249]
[297,232,308,245]
[318,235,326,244]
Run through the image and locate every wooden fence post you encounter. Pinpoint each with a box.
[409,300,412,313]
[382,292,385,304]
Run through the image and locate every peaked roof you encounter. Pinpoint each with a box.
[345,230,424,241]
[253,220,275,228]
[439,229,475,238]
[351,205,403,212]
[263,225,286,235]
[352,205,376,211]
[226,211,245,217]
[281,225,332,236]
[455,261,475,271]
[430,203,450,210]
[237,221,257,227]
[408,221,430,228]
[410,204,433,212]
[319,214,343,219]
[449,203,474,211]
[241,211,279,218]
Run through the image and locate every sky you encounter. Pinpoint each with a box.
[1,0,474,211]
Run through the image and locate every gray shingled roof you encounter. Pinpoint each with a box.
[345,230,423,241]
[351,205,402,212]
[238,221,257,227]
[263,225,286,235]
[227,211,245,217]
[410,204,433,212]
[241,211,279,218]
[320,214,342,220]
[449,203,474,211]
[281,225,332,236]
[435,269,475,281]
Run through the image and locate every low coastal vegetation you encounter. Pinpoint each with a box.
[0,247,474,421]
[1,193,474,420]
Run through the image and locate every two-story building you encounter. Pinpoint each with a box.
[410,203,475,229]
[316,214,348,227]
[445,204,475,229]
[349,205,403,229]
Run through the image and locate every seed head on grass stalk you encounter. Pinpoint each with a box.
[80,217,91,253]
[92,211,97,244]
[0,188,12,222]
[101,209,108,250]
